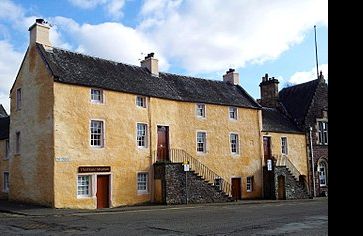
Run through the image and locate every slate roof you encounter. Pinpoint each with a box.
[279,79,320,124]
[261,107,303,133]
[0,104,8,118]
[0,116,10,140]
[37,44,260,109]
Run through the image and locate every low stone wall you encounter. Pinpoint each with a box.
[154,162,230,204]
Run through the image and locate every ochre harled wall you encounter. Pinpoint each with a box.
[9,45,54,206]
[0,139,9,199]
[265,132,308,177]
[53,82,263,208]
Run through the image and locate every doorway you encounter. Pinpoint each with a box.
[277,175,286,200]
[97,175,110,208]
[263,136,272,161]
[231,177,242,200]
[157,126,169,161]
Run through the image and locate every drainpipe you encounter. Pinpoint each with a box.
[309,127,316,197]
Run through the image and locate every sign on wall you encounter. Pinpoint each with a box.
[78,166,111,173]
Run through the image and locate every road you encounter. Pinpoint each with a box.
[0,198,327,235]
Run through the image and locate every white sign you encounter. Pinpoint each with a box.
[56,157,71,162]
[267,159,272,171]
[183,164,190,172]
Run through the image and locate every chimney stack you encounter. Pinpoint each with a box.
[223,68,239,85]
[259,73,279,108]
[141,52,159,77]
[28,18,51,47]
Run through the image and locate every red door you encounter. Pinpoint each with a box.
[231,177,242,200]
[157,126,169,161]
[97,175,110,208]
[263,136,272,161]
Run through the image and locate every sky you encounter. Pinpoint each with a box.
[0,0,328,114]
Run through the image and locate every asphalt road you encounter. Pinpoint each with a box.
[0,199,328,235]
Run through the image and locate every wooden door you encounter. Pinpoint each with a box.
[231,177,242,200]
[157,126,169,161]
[97,175,110,208]
[277,175,286,200]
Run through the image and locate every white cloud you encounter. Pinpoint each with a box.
[289,64,328,84]
[0,41,23,113]
[139,0,328,73]
[68,0,126,20]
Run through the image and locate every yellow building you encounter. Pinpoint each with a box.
[0,105,10,199]
[258,74,309,200]
[8,19,265,209]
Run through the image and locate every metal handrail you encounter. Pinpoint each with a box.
[152,149,232,197]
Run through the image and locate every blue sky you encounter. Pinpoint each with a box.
[0,0,328,113]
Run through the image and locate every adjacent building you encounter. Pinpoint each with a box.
[7,19,264,208]
[0,104,10,199]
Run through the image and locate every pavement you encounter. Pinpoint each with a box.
[0,197,326,217]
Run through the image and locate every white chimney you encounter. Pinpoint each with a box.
[140,53,159,77]
[223,68,239,85]
[28,18,51,47]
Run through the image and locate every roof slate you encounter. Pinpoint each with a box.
[37,44,260,109]
[279,79,320,124]
[0,105,8,118]
[261,107,303,133]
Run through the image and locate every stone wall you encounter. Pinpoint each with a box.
[154,162,231,204]
[274,166,309,200]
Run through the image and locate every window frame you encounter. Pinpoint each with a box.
[136,96,147,108]
[90,120,105,148]
[229,107,238,120]
[90,88,104,104]
[246,176,253,192]
[77,175,92,198]
[136,123,148,148]
[214,177,222,191]
[137,172,149,194]
[318,161,327,187]
[318,121,328,145]
[196,103,206,118]
[15,131,20,154]
[230,133,240,155]
[196,131,207,154]
[281,137,288,155]
[16,88,22,111]
[4,139,9,160]
[3,172,9,193]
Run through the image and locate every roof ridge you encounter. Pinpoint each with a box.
[280,78,319,92]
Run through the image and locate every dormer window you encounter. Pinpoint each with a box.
[90,89,103,103]
[196,104,205,118]
[136,96,146,108]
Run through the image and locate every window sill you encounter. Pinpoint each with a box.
[77,195,93,199]
[90,101,104,104]
[137,191,149,195]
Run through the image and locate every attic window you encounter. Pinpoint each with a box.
[90,89,103,103]
[136,96,146,108]
[196,104,206,118]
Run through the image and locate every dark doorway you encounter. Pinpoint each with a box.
[231,177,242,200]
[157,126,169,161]
[97,175,110,208]
[263,136,275,199]
[263,136,272,161]
[277,175,286,200]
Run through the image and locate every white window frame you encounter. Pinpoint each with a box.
[77,175,92,198]
[318,161,327,187]
[246,176,253,192]
[90,88,103,104]
[137,172,149,194]
[214,177,222,191]
[90,120,104,148]
[196,131,207,154]
[16,88,22,111]
[5,139,9,160]
[136,123,148,148]
[136,96,147,108]
[15,131,20,154]
[230,133,240,155]
[3,172,9,193]
[318,121,328,145]
[281,137,288,155]
[229,107,238,120]
[196,103,206,118]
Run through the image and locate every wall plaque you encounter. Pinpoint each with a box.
[78,166,111,173]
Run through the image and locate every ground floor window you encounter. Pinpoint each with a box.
[246,176,253,192]
[3,172,9,193]
[318,161,327,187]
[77,175,91,197]
[137,172,148,193]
